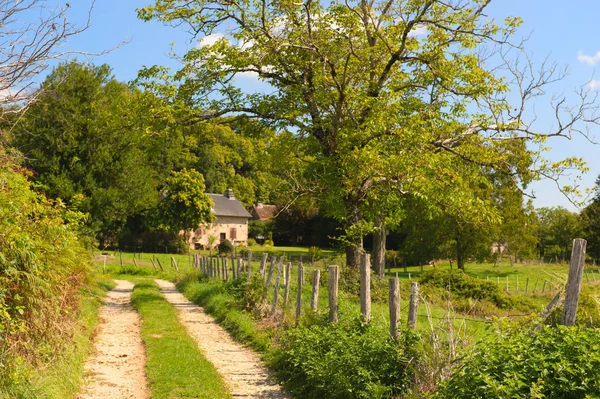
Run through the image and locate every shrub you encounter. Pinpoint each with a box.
[420,269,502,305]
[433,325,600,398]
[218,239,233,254]
[0,147,90,388]
[247,238,257,246]
[308,246,322,260]
[269,318,418,399]
[263,239,274,247]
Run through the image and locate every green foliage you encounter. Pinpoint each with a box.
[582,176,600,261]
[269,318,417,399]
[308,246,322,260]
[136,0,592,269]
[0,146,91,390]
[248,220,274,240]
[11,61,181,244]
[218,239,234,254]
[434,326,600,399]
[158,168,213,234]
[420,269,502,305]
[263,239,274,247]
[536,207,583,260]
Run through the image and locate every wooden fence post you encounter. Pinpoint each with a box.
[247,250,253,275]
[296,263,303,326]
[103,256,106,274]
[525,277,529,293]
[264,257,276,299]
[271,262,282,315]
[389,277,400,339]
[171,256,179,271]
[360,253,371,322]
[328,265,339,322]
[283,262,292,308]
[120,251,123,266]
[260,253,268,277]
[311,270,320,312]
[156,257,164,271]
[562,238,587,326]
[133,258,138,267]
[408,282,419,329]
[237,258,242,278]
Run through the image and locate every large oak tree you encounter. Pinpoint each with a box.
[138,0,598,267]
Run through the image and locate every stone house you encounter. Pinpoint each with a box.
[187,189,252,250]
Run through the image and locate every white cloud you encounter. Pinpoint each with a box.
[588,79,600,91]
[578,50,600,65]
[197,33,226,48]
[408,25,427,37]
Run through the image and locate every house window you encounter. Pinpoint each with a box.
[230,228,237,240]
[220,232,226,241]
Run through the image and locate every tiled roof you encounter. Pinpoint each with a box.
[209,194,252,218]
[251,203,278,221]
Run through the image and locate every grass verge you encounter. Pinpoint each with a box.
[130,279,232,399]
[1,277,114,399]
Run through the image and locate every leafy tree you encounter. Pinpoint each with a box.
[157,168,214,241]
[138,0,596,267]
[581,176,600,261]
[11,61,191,245]
[536,207,583,261]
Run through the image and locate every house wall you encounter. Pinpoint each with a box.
[187,216,249,249]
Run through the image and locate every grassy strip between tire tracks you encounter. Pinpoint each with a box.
[130,279,232,399]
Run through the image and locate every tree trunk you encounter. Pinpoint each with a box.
[346,244,362,269]
[372,219,386,278]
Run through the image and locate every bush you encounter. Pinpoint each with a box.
[308,246,322,260]
[420,269,502,305]
[264,239,274,247]
[269,318,418,399]
[433,326,600,398]
[0,147,90,389]
[247,238,257,246]
[218,239,233,254]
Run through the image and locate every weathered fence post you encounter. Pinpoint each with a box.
[296,263,303,326]
[328,265,339,322]
[133,258,139,267]
[389,277,400,339]
[311,270,320,312]
[562,238,587,326]
[525,277,529,293]
[224,258,229,281]
[237,258,242,278]
[247,250,253,275]
[171,256,179,271]
[103,256,107,274]
[156,257,164,271]
[283,262,292,308]
[260,253,268,277]
[360,253,371,322]
[271,262,282,315]
[408,282,419,330]
[516,275,519,291]
[263,257,276,299]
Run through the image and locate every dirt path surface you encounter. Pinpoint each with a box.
[154,279,289,399]
[78,280,148,399]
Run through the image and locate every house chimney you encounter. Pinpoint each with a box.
[224,188,235,199]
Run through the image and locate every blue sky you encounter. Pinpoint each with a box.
[60,0,599,211]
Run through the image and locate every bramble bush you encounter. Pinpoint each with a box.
[0,146,91,389]
[433,325,600,398]
[269,318,418,399]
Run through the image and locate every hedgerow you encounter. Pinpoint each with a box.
[0,146,91,391]
[433,325,600,398]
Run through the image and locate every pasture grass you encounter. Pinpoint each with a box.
[130,279,232,399]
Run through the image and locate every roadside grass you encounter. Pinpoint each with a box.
[130,279,232,399]
[2,277,114,399]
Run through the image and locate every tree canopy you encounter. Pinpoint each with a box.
[138,0,597,266]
